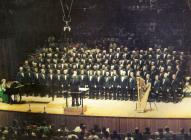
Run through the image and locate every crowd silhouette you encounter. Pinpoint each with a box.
[1,119,191,140]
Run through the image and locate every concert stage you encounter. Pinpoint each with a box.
[0,96,191,118]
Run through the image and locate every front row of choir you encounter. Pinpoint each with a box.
[17,67,184,106]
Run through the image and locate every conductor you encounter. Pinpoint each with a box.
[70,71,80,106]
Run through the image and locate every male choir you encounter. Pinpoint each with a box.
[16,40,185,106]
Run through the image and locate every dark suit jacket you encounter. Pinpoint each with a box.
[120,76,128,89]
[111,76,120,88]
[129,77,136,90]
[39,74,46,86]
[46,74,54,87]
[79,75,88,87]
[103,76,112,88]
[152,80,160,93]
[171,79,179,92]
[24,72,32,84]
[88,76,96,88]
[62,74,70,88]
[53,74,62,87]
[95,76,104,88]
[33,72,40,84]
[16,72,25,83]
[161,78,170,91]
[70,76,79,92]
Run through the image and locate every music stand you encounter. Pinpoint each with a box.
[64,88,88,115]
[79,88,89,115]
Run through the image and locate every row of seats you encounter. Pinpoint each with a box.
[1,119,191,140]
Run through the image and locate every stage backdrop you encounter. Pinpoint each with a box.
[0,38,19,79]
[0,0,191,80]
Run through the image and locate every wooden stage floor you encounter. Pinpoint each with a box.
[0,96,191,118]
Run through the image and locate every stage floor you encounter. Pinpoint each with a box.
[0,96,191,118]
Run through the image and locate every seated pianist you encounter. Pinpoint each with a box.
[0,79,8,103]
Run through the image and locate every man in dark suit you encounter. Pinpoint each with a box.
[70,71,80,106]
[23,67,33,95]
[46,69,54,99]
[159,67,165,81]
[129,72,136,101]
[16,67,25,84]
[54,70,62,98]
[119,71,129,100]
[126,64,133,77]
[23,60,30,71]
[25,68,32,85]
[87,70,96,99]
[151,75,161,101]
[103,71,112,99]
[39,69,46,84]
[111,70,120,100]
[167,66,173,79]
[150,65,157,83]
[16,67,28,97]
[32,68,40,96]
[32,68,39,84]
[39,69,47,97]
[161,73,170,102]
[141,66,149,79]
[61,69,70,98]
[79,70,88,88]
[175,65,183,80]
[95,70,104,99]
[170,74,179,103]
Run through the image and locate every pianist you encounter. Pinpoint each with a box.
[0,79,8,103]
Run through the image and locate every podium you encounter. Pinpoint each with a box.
[64,88,89,115]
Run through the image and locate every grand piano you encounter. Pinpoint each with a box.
[5,81,25,103]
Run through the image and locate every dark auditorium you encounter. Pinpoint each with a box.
[1,0,191,139]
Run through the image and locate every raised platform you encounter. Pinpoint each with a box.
[64,105,87,115]
[0,96,191,118]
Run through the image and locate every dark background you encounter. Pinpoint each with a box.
[0,0,191,79]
